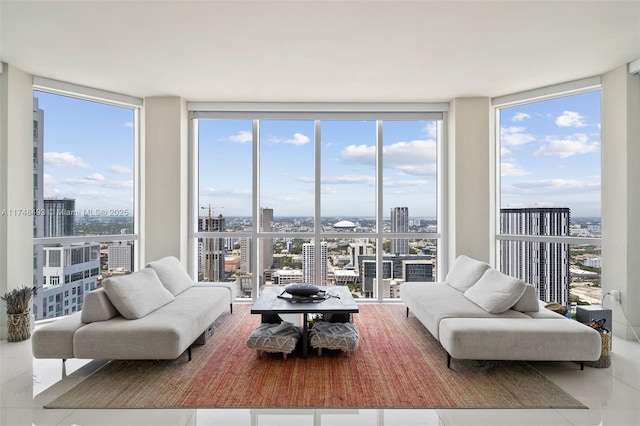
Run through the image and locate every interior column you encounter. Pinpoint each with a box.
[447,97,494,270]
[141,96,189,267]
[602,64,640,340]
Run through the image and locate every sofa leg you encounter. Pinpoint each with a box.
[230,303,233,314]
[447,353,451,369]
[406,307,409,318]
[188,346,192,361]
[580,361,584,370]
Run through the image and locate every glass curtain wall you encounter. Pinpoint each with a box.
[496,88,602,310]
[32,89,139,320]
[195,110,443,301]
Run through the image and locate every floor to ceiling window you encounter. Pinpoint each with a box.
[192,106,445,300]
[32,82,140,320]
[495,80,602,309]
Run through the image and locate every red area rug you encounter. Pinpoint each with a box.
[46,303,585,409]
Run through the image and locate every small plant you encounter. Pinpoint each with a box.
[1,286,37,314]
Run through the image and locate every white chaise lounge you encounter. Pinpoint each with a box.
[401,255,602,369]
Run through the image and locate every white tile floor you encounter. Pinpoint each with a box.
[2,334,639,426]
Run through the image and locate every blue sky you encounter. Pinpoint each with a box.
[35,91,134,213]
[500,90,601,217]
[35,89,601,220]
[199,119,437,219]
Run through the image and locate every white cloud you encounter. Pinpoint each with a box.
[86,173,105,182]
[229,130,252,144]
[501,147,512,156]
[318,175,375,185]
[383,179,429,188]
[62,176,132,189]
[512,112,531,122]
[109,164,132,174]
[500,127,536,146]
[341,140,437,177]
[556,111,587,128]
[423,122,437,138]
[533,133,599,158]
[501,162,530,177]
[510,178,601,194]
[125,121,134,128]
[271,133,311,146]
[44,152,90,169]
[200,187,251,198]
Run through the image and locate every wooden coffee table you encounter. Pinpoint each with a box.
[251,285,359,358]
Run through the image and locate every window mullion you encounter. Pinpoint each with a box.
[252,119,259,300]
[314,120,322,285]
[376,120,384,301]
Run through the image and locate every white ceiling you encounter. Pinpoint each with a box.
[1,1,639,102]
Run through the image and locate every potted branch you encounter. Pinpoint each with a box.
[1,286,37,342]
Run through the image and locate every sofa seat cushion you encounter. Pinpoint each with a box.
[146,256,194,296]
[463,269,527,314]
[32,312,85,359]
[81,288,119,323]
[73,286,230,360]
[102,268,175,320]
[439,318,602,361]
[445,255,491,292]
[400,282,528,340]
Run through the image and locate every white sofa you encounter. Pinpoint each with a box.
[400,255,602,369]
[32,256,235,362]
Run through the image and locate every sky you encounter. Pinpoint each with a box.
[199,119,437,219]
[34,88,601,220]
[499,90,601,217]
[35,91,135,214]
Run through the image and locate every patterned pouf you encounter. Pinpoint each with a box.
[309,321,360,356]
[246,322,301,359]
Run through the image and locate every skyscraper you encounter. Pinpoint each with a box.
[108,242,133,272]
[500,207,571,306]
[43,198,75,237]
[199,213,226,282]
[259,207,274,285]
[303,240,327,284]
[391,207,409,255]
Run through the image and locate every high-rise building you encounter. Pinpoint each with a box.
[240,237,252,274]
[303,241,327,284]
[33,99,45,291]
[43,198,75,237]
[358,255,434,298]
[500,207,571,306]
[391,207,409,255]
[198,213,226,282]
[35,243,100,320]
[259,207,274,285]
[108,242,133,272]
[348,242,374,274]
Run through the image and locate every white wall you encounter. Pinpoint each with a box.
[0,64,35,339]
[447,98,494,265]
[141,97,189,266]
[602,65,640,339]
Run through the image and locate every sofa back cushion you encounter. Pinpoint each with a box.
[512,283,540,312]
[146,256,194,296]
[445,255,491,292]
[103,268,175,320]
[81,288,119,323]
[464,268,527,314]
